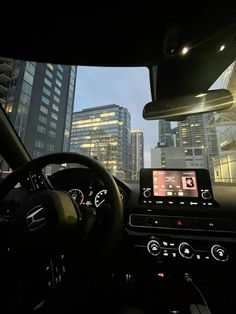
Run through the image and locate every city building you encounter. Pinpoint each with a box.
[0,57,15,112]
[158,120,173,147]
[171,126,180,147]
[0,58,16,177]
[178,114,219,171]
[211,60,236,182]
[151,147,186,168]
[131,129,144,180]
[4,60,76,155]
[212,152,236,183]
[0,60,77,175]
[70,104,131,179]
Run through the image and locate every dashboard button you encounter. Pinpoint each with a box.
[147,240,161,256]
[201,191,212,200]
[171,252,177,258]
[196,254,201,260]
[178,242,194,259]
[202,253,211,261]
[161,241,169,247]
[211,245,229,262]
[143,189,151,198]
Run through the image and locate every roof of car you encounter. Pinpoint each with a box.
[1,6,236,97]
[1,6,235,66]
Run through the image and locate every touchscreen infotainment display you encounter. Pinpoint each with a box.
[152,170,198,197]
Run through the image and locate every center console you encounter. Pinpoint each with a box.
[126,168,236,266]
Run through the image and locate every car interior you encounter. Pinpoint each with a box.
[0,6,236,314]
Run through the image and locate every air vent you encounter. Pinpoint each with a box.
[129,214,236,233]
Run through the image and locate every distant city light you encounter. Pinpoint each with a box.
[181,46,190,55]
[219,45,225,52]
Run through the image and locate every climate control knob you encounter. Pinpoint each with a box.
[178,242,194,259]
[211,245,229,262]
[147,240,161,256]
[201,191,212,200]
[143,189,151,198]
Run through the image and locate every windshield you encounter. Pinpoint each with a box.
[0,58,236,184]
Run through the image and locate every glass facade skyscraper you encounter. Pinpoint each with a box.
[70,104,131,179]
[131,129,144,180]
[158,120,173,147]
[1,60,76,159]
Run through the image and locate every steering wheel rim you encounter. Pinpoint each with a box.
[0,152,124,260]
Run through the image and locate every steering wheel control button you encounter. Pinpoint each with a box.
[147,240,161,256]
[211,245,229,262]
[201,191,212,200]
[178,242,194,259]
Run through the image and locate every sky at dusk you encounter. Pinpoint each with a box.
[74,66,159,166]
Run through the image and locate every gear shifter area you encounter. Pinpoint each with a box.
[109,270,214,314]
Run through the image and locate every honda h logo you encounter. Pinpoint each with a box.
[26,205,46,231]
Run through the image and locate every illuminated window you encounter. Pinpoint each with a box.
[73,120,119,128]
[81,143,95,148]
[51,112,58,120]
[47,64,54,71]
[40,105,48,114]
[100,112,115,117]
[52,104,59,112]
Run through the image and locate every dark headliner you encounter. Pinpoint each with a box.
[1,6,236,97]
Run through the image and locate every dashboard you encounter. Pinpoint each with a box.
[2,166,236,271]
[47,167,128,209]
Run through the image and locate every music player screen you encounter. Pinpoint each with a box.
[152,170,198,197]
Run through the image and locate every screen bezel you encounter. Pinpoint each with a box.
[139,168,213,201]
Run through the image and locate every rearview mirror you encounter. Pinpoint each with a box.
[143,89,234,121]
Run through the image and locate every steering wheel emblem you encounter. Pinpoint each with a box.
[26,205,46,231]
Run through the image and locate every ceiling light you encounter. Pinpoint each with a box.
[181,46,190,55]
[195,93,207,98]
[219,45,225,52]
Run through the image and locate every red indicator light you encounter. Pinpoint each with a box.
[177,219,182,226]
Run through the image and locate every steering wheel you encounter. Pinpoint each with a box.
[0,152,123,312]
[0,152,123,254]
